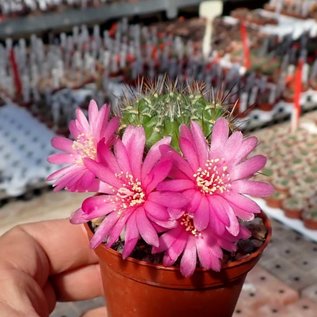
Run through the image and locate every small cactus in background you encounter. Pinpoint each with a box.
[119,77,235,149]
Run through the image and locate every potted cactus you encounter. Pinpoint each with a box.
[47,79,273,317]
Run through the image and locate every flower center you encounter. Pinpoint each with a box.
[194,158,231,195]
[72,133,96,164]
[180,213,201,237]
[114,172,145,213]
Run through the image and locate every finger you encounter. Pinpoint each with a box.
[51,264,103,301]
[81,307,108,317]
[0,302,29,317]
[21,219,98,274]
[0,268,49,317]
[0,219,98,281]
[43,282,56,313]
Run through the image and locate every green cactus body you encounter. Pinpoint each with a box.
[120,80,232,150]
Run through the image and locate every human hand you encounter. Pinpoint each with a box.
[0,219,107,317]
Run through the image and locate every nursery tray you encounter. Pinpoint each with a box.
[239,91,317,131]
[0,0,205,38]
[259,9,317,39]
[0,103,57,198]
[254,198,317,243]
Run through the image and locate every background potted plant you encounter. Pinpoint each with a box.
[47,79,273,317]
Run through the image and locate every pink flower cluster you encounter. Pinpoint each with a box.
[48,100,273,277]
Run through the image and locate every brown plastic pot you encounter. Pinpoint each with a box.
[84,212,271,317]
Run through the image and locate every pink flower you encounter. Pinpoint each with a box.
[47,100,119,192]
[71,126,188,257]
[158,118,273,237]
[153,210,251,277]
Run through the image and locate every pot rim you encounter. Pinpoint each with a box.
[84,211,271,273]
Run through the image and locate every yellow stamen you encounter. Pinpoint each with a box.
[194,158,231,195]
[112,172,145,214]
[72,133,96,164]
[180,213,201,237]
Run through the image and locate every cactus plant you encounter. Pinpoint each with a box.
[119,77,234,150]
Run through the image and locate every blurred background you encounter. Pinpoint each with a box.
[0,0,317,316]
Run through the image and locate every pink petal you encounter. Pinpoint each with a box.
[148,192,188,209]
[210,253,221,272]
[208,195,229,226]
[168,208,185,219]
[157,179,195,192]
[165,231,188,262]
[66,174,89,192]
[223,192,261,213]
[51,136,73,153]
[163,254,176,266]
[180,124,193,143]
[180,236,197,277]
[179,137,199,170]
[101,117,120,144]
[238,226,251,240]
[218,237,237,252]
[168,167,192,180]
[48,153,74,164]
[233,205,256,221]
[160,143,194,179]
[122,238,138,259]
[53,169,85,192]
[168,149,195,179]
[210,118,229,151]
[144,160,172,194]
[231,180,274,197]
[196,236,212,269]
[76,108,90,131]
[77,178,102,193]
[231,155,267,181]
[84,158,121,188]
[88,100,99,123]
[107,211,132,247]
[223,131,243,162]
[90,212,119,248]
[98,181,117,194]
[221,199,240,236]
[187,190,203,211]
[81,203,115,219]
[144,201,169,220]
[142,137,171,179]
[47,165,78,181]
[209,203,226,236]
[122,126,145,179]
[147,214,176,229]
[69,120,80,138]
[209,242,223,259]
[122,213,139,258]
[82,195,111,211]
[70,175,106,193]
[193,196,209,231]
[74,170,96,191]
[93,105,109,138]
[232,136,258,164]
[114,139,131,173]
[96,141,120,172]
[136,207,159,247]
[70,208,88,224]
[153,227,182,253]
[82,196,116,218]
[190,121,208,166]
